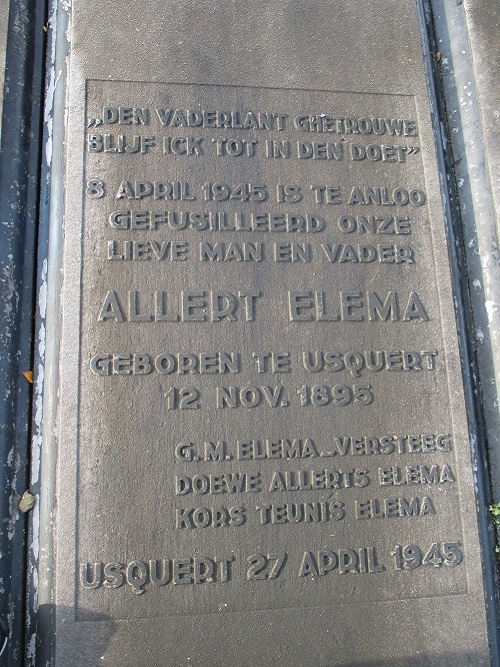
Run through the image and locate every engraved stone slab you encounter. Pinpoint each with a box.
[37,1,493,665]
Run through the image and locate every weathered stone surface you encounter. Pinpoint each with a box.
[430,0,500,505]
[36,1,493,664]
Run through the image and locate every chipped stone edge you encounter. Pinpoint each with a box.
[426,0,500,659]
[430,0,500,503]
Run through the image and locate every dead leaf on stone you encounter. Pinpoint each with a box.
[23,371,34,383]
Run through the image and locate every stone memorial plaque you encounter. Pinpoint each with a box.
[37,1,493,664]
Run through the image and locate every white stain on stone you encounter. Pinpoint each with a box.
[485,300,497,323]
[31,258,48,488]
[2,254,19,318]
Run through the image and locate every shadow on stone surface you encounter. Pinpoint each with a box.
[36,604,118,665]
[27,604,491,666]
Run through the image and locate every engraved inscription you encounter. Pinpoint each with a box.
[77,82,468,619]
